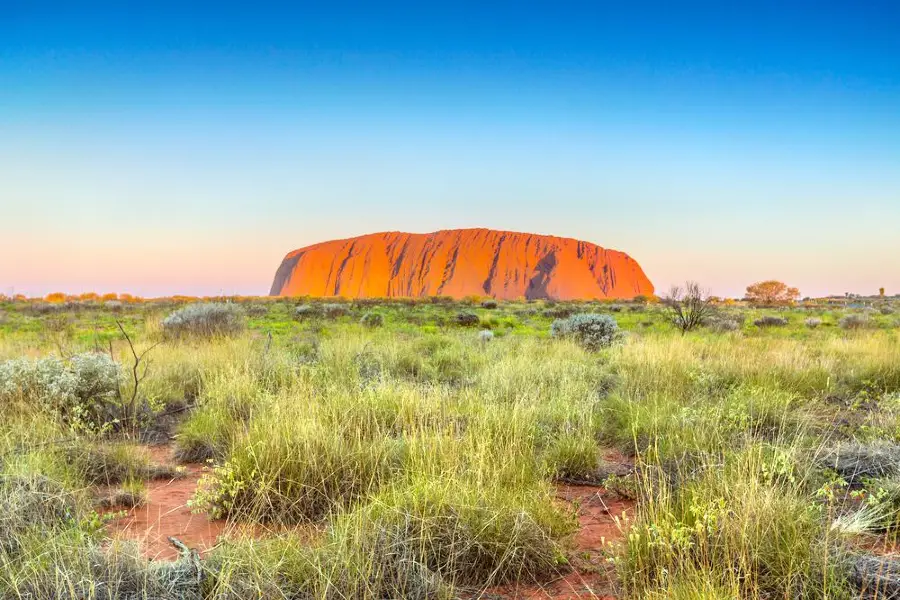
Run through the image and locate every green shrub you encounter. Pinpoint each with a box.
[454,311,480,327]
[360,312,384,328]
[481,299,498,309]
[161,303,245,339]
[0,353,121,431]
[293,303,322,320]
[840,313,873,330]
[550,313,621,351]
[753,315,789,328]
[322,303,349,319]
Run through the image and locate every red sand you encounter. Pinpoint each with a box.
[270,228,654,300]
[103,447,226,561]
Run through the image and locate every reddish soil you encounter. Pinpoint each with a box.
[101,445,636,600]
[853,534,900,557]
[483,484,634,599]
[103,446,227,561]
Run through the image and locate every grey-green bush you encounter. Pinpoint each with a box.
[550,313,621,351]
[360,312,384,328]
[454,311,480,327]
[322,303,349,319]
[161,303,245,338]
[840,313,873,330]
[753,315,789,328]
[0,353,120,431]
[294,304,322,320]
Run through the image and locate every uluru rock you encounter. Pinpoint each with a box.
[269,228,654,300]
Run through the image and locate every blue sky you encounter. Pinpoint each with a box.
[1,1,898,297]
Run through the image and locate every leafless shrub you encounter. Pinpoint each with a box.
[665,282,714,334]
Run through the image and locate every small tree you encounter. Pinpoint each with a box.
[745,280,800,305]
[665,281,714,334]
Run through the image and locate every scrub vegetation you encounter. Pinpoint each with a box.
[1,291,899,598]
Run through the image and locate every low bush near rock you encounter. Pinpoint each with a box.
[550,313,621,351]
[161,303,245,339]
[840,313,874,330]
[360,312,384,328]
[454,311,480,327]
[754,315,789,328]
[0,353,121,431]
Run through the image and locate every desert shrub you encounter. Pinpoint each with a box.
[478,330,494,344]
[322,303,349,319]
[550,313,621,351]
[805,317,823,329]
[607,304,624,313]
[706,317,741,333]
[481,299,498,309]
[0,356,75,408]
[243,304,268,318]
[753,315,789,328]
[102,300,123,312]
[542,306,574,319]
[294,303,322,320]
[0,353,121,431]
[161,303,245,339]
[360,312,385,328]
[454,311,480,327]
[839,313,873,330]
[880,306,896,315]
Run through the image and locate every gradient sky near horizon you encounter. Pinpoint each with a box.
[2,1,899,298]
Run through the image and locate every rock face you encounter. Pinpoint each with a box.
[269,228,654,300]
